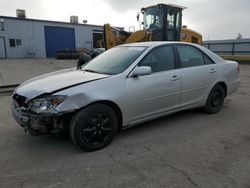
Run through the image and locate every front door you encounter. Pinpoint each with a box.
[125,45,181,123]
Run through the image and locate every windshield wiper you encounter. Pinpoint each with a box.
[83,69,101,74]
[83,69,114,75]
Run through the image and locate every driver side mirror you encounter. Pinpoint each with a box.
[131,66,152,77]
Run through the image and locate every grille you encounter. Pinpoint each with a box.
[13,94,27,108]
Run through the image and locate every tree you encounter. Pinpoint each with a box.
[236,33,243,39]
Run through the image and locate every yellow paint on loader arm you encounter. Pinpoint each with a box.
[103,24,117,50]
[125,30,151,44]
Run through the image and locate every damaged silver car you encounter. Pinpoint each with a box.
[12,42,240,151]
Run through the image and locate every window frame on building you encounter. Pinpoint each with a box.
[9,38,22,48]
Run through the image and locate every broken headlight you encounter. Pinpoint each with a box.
[28,95,67,114]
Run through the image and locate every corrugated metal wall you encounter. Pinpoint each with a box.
[0,37,6,58]
[0,16,103,58]
[203,39,250,55]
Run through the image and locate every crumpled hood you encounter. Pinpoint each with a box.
[15,68,109,101]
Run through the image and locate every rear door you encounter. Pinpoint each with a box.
[125,45,181,123]
[175,44,217,108]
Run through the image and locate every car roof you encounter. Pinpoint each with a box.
[120,41,225,63]
[120,41,201,48]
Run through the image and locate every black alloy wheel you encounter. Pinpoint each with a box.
[70,104,118,151]
[204,84,225,114]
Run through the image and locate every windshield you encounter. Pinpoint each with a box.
[144,7,163,31]
[82,46,146,75]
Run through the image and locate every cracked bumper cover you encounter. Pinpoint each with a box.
[11,102,60,135]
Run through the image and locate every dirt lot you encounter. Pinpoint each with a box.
[0,62,249,188]
[0,59,76,85]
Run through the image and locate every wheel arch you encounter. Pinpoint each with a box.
[84,100,123,130]
[204,81,228,104]
[215,81,228,96]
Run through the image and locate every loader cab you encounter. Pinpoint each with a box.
[142,4,183,41]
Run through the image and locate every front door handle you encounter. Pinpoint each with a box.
[170,75,180,81]
[210,68,217,73]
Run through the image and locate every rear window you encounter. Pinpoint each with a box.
[204,55,214,64]
[177,45,204,68]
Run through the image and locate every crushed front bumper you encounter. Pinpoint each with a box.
[11,102,58,135]
[11,104,29,128]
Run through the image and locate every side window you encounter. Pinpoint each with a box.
[204,55,214,64]
[9,39,16,47]
[139,46,175,73]
[177,45,204,68]
[16,39,22,47]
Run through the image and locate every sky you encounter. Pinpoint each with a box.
[0,0,250,40]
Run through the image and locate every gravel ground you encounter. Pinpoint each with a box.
[0,63,249,188]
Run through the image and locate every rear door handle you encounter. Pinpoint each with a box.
[210,68,217,73]
[170,75,180,81]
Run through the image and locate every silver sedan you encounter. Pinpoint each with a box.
[12,42,240,151]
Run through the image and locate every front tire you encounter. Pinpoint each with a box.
[70,104,118,152]
[204,84,225,114]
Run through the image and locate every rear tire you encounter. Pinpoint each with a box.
[203,84,225,114]
[70,104,118,152]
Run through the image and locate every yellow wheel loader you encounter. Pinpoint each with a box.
[103,3,202,50]
[77,3,202,66]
